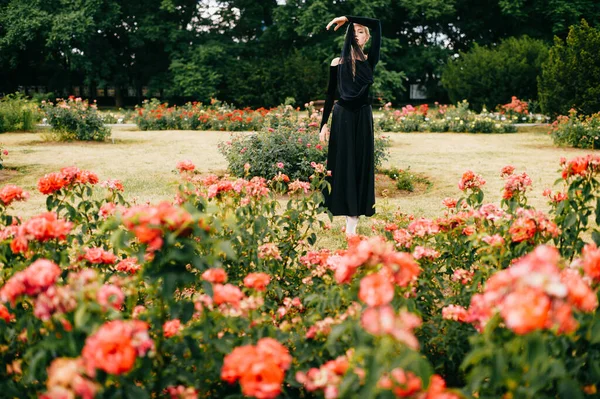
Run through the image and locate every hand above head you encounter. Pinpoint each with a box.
[326,16,348,31]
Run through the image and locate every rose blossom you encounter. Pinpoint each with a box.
[163,319,182,338]
[359,272,394,307]
[201,268,228,283]
[97,284,125,310]
[244,273,271,291]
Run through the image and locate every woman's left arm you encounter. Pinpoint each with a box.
[346,16,381,68]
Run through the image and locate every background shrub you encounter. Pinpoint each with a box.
[550,110,600,149]
[41,97,111,141]
[441,36,549,112]
[378,101,518,133]
[379,166,432,192]
[220,124,391,182]
[0,92,41,133]
[134,99,283,132]
[538,19,600,117]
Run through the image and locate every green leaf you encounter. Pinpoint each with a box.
[202,281,214,297]
[326,323,348,353]
[337,373,359,397]
[24,349,48,383]
[564,212,578,228]
[214,338,232,354]
[46,195,54,210]
[180,301,195,323]
[125,384,150,399]
[526,335,546,368]
[74,304,90,329]
[218,240,236,260]
[461,346,493,370]
[557,378,584,399]
[592,231,600,246]
[589,317,600,344]
[163,272,179,297]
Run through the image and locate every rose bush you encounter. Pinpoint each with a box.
[40,97,111,141]
[134,99,295,132]
[219,122,391,182]
[378,100,524,133]
[549,109,600,149]
[497,96,532,122]
[0,152,599,398]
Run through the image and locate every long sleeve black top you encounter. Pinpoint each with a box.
[320,16,381,130]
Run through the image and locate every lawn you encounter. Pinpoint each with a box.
[1,125,595,227]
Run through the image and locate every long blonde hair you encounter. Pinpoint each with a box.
[350,24,370,77]
[358,25,371,46]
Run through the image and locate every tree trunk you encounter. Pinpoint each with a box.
[137,83,143,105]
[115,86,124,108]
[88,82,95,102]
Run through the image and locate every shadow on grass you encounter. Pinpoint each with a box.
[0,164,39,183]
[20,137,149,146]
[375,173,433,198]
[516,125,552,134]
[0,168,21,183]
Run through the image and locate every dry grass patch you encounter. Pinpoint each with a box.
[380,131,597,217]
[515,124,551,134]
[3,128,230,217]
[375,172,432,198]
[0,127,598,224]
[0,167,21,183]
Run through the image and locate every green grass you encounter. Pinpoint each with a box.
[0,126,596,236]
[2,128,229,217]
[515,124,551,134]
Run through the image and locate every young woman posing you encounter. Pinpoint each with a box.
[319,15,381,236]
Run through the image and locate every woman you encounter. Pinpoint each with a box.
[319,15,381,236]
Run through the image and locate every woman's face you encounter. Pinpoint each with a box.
[354,24,369,48]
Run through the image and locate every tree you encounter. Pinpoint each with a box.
[441,36,549,111]
[0,0,55,93]
[0,0,201,106]
[538,20,600,117]
[168,43,226,102]
[3,0,598,107]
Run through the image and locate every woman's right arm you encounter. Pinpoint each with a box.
[320,60,339,135]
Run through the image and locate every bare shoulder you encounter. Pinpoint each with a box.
[330,57,341,66]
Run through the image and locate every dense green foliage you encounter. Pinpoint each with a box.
[538,20,600,117]
[219,122,391,182]
[379,166,432,192]
[549,110,600,149]
[0,93,40,133]
[41,98,111,141]
[441,36,549,111]
[1,0,599,107]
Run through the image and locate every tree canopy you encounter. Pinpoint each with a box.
[0,0,598,107]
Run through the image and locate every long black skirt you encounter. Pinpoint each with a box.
[323,103,375,217]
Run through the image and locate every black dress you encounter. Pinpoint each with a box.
[320,15,381,217]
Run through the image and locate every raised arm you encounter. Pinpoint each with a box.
[346,15,381,68]
[320,61,339,131]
